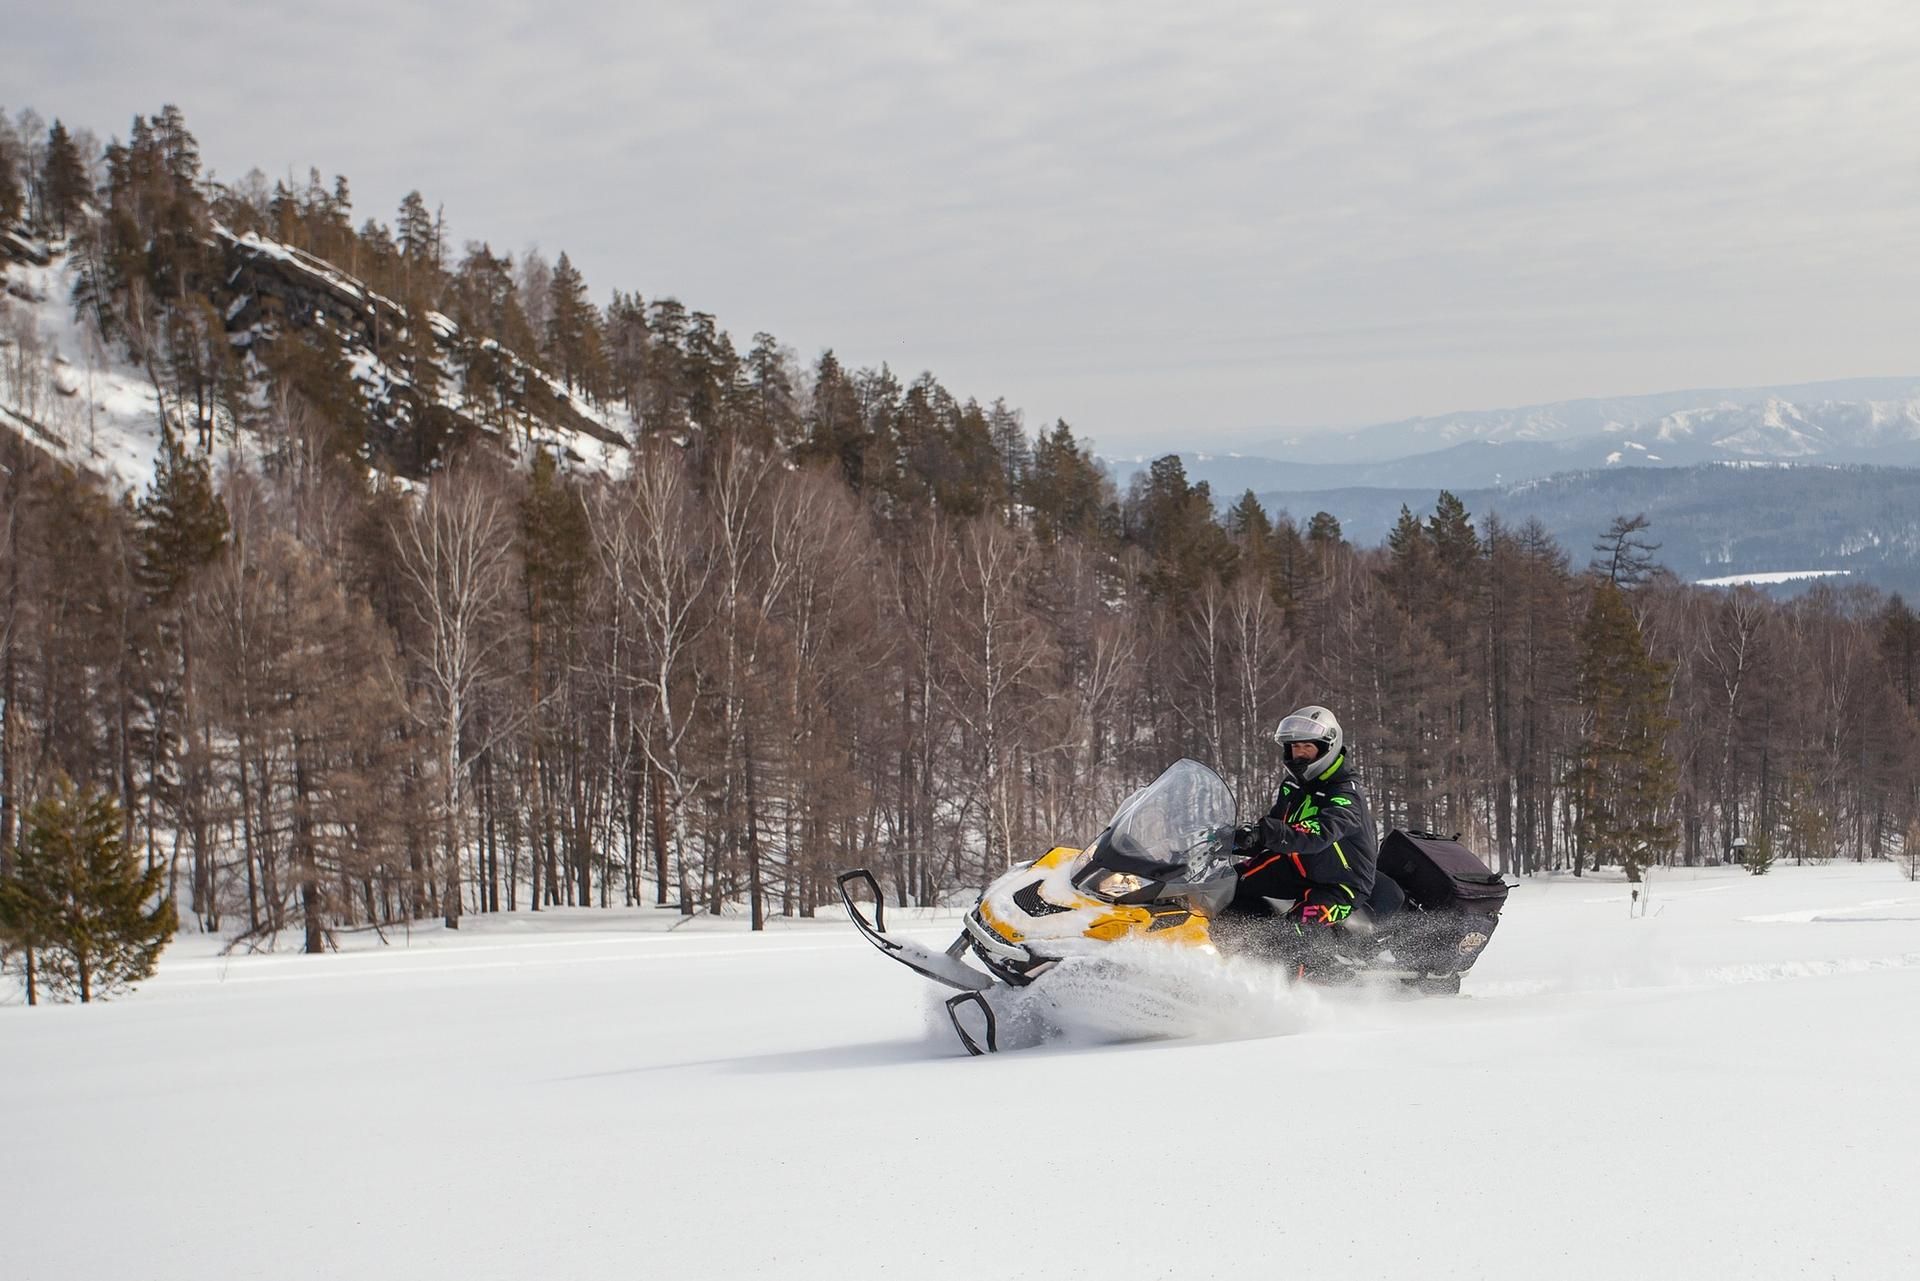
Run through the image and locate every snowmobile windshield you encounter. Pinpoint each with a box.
[1088,759,1237,884]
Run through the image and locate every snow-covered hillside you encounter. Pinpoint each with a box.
[4,862,1916,1279]
[216,224,635,475]
[0,234,173,496]
[0,229,633,498]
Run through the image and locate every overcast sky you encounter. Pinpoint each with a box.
[15,0,1920,454]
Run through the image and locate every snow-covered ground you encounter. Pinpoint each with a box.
[4,862,1918,1280]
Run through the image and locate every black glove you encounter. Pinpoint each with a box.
[1232,823,1262,856]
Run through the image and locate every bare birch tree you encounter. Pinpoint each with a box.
[764,466,885,913]
[392,461,517,927]
[942,517,1052,876]
[591,443,714,916]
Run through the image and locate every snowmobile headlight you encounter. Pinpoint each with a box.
[1090,870,1147,900]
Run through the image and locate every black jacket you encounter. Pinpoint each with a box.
[1241,754,1378,907]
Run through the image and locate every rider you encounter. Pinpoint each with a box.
[1227,706,1379,960]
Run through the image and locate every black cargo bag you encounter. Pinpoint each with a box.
[1377,829,1509,973]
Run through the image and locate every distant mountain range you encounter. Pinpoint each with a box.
[1255,463,1920,598]
[1106,377,1920,493]
[1098,379,1920,594]
[1274,376,1920,462]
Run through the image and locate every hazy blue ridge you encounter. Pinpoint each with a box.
[1250,463,1920,596]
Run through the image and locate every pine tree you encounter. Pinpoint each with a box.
[604,289,650,415]
[144,106,210,304]
[452,243,518,337]
[150,105,200,192]
[545,252,607,397]
[358,215,395,262]
[744,332,799,452]
[0,115,22,228]
[1779,769,1833,865]
[43,119,88,238]
[81,106,212,351]
[1572,580,1677,879]
[1128,454,1235,598]
[1270,514,1320,622]
[0,777,177,1003]
[1224,490,1274,579]
[641,297,691,438]
[683,310,738,440]
[1306,511,1343,547]
[395,190,441,299]
[1383,503,1433,608]
[164,295,246,450]
[1427,490,1478,578]
[986,398,1029,516]
[1592,513,1661,587]
[889,373,945,510]
[934,395,1005,517]
[799,349,865,488]
[1423,491,1481,725]
[522,449,592,626]
[396,190,435,262]
[325,174,355,260]
[136,425,230,607]
[134,424,230,922]
[1225,489,1272,544]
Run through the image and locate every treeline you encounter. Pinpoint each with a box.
[2,105,1917,955]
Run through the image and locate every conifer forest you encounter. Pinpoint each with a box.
[2,104,1916,951]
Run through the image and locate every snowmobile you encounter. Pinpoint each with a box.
[838,759,1508,1054]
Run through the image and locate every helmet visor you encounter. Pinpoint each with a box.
[1275,713,1331,744]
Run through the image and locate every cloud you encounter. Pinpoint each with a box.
[12,0,1920,452]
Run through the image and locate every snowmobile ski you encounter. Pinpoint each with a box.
[944,991,998,1055]
[836,869,993,993]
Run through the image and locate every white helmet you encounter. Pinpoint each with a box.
[1275,705,1344,783]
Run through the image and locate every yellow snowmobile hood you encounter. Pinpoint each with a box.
[967,845,1217,968]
